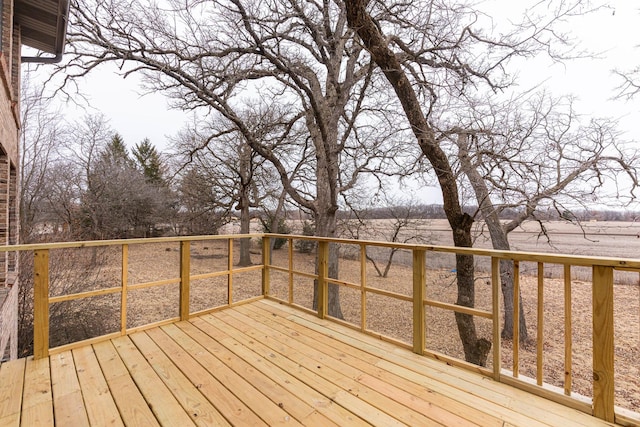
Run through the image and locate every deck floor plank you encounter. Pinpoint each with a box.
[92,340,160,427]
[72,345,124,427]
[237,302,496,427]
[257,299,608,427]
[204,311,438,426]
[128,331,232,426]
[49,351,90,427]
[20,356,53,427]
[161,322,332,426]
[144,326,263,427]
[0,299,623,427]
[111,335,197,427]
[214,308,452,427]
[176,320,369,427]
[0,357,25,427]
[192,315,405,427]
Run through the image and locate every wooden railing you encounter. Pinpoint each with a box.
[1,233,638,425]
[5,235,263,360]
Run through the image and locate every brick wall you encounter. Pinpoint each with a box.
[0,0,21,361]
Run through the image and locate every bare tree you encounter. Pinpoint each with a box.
[19,71,66,240]
[343,195,430,277]
[173,114,280,265]
[177,166,232,235]
[62,0,399,318]
[344,0,590,365]
[454,92,639,340]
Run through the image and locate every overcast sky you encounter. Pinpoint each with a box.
[27,0,640,206]
[50,1,638,150]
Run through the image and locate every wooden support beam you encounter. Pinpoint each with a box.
[262,237,270,297]
[179,241,190,321]
[412,249,426,354]
[537,262,544,387]
[513,260,520,378]
[121,244,128,335]
[592,265,615,422]
[563,265,572,396]
[228,239,233,305]
[317,241,329,319]
[33,249,50,359]
[491,257,501,381]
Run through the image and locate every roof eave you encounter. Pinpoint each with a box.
[17,0,70,64]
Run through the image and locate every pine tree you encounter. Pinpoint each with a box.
[101,133,134,168]
[132,138,164,184]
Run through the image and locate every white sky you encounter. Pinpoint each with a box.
[28,0,640,205]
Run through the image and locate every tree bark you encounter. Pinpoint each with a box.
[457,134,528,342]
[345,0,490,365]
[312,202,344,319]
[237,143,252,266]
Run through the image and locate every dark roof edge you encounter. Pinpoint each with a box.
[20,0,70,64]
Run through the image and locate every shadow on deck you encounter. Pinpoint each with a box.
[0,299,617,426]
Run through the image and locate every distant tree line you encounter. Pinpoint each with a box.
[336,205,640,222]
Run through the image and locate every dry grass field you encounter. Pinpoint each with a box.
[43,220,640,414]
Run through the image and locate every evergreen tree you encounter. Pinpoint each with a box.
[102,133,134,168]
[132,138,164,184]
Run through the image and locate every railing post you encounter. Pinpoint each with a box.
[592,265,614,422]
[33,249,49,359]
[412,249,426,354]
[513,260,520,378]
[179,241,190,321]
[228,238,233,305]
[564,265,573,396]
[121,244,128,335]
[317,241,329,319]
[262,236,271,297]
[491,257,501,381]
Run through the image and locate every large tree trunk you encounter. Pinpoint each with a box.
[345,0,490,365]
[237,143,252,267]
[312,207,344,319]
[237,197,252,266]
[457,134,528,342]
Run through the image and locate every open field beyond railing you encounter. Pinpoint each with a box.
[1,234,639,425]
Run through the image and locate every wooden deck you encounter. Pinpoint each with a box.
[0,299,618,427]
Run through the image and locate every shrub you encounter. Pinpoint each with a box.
[261,215,291,250]
[295,220,316,254]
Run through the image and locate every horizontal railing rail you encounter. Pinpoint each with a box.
[1,233,638,425]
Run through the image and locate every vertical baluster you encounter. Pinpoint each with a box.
[288,238,293,304]
[262,236,270,297]
[33,249,50,359]
[513,260,520,378]
[491,257,501,381]
[592,265,614,422]
[317,241,329,319]
[360,244,367,332]
[536,262,544,386]
[228,238,233,305]
[121,244,128,334]
[563,264,572,396]
[412,249,426,355]
[180,241,190,320]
